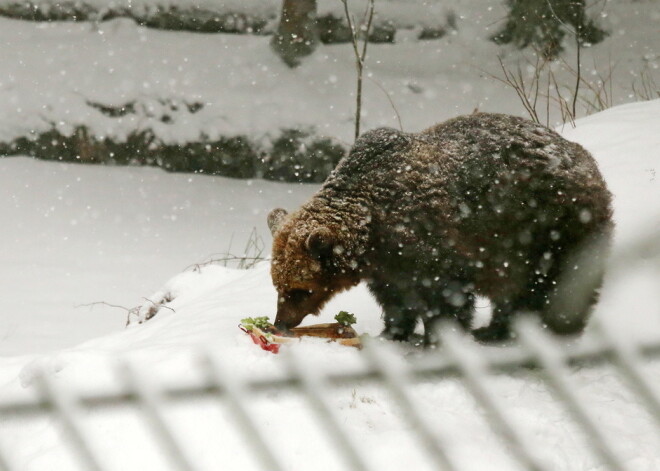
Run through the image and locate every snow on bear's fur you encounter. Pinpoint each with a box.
[268,113,613,344]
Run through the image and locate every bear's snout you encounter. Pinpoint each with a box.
[274,287,334,329]
[274,303,310,330]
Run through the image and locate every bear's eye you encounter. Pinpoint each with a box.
[288,289,312,302]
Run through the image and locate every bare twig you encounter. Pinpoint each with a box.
[142,298,175,314]
[77,301,142,327]
[546,65,551,126]
[486,56,542,124]
[545,0,575,34]
[341,0,376,140]
[184,227,266,272]
[557,52,615,114]
[487,41,617,128]
[360,0,375,62]
[548,68,576,128]
[544,0,582,118]
[632,64,660,101]
[77,301,132,312]
[191,256,266,270]
[136,296,175,325]
[572,35,580,118]
[367,76,403,131]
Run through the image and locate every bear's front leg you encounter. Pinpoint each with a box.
[368,279,421,342]
[381,307,419,342]
[471,299,517,343]
[421,289,475,346]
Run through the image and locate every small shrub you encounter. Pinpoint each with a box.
[418,27,447,41]
[317,14,395,44]
[0,2,272,34]
[335,311,357,326]
[259,129,346,183]
[158,136,258,178]
[492,0,607,59]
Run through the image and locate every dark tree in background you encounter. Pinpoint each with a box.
[271,0,319,67]
[492,0,607,58]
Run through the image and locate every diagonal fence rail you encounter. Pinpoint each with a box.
[0,231,658,471]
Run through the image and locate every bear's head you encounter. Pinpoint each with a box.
[267,207,361,330]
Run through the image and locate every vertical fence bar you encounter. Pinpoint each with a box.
[119,360,199,471]
[0,453,11,471]
[284,350,371,471]
[439,326,552,471]
[516,319,629,471]
[32,367,106,471]
[593,319,660,431]
[0,439,17,471]
[361,339,457,471]
[199,352,285,471]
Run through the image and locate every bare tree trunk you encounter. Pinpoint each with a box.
[271,0,318,67]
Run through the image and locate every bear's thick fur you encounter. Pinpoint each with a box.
[268,113,613,343]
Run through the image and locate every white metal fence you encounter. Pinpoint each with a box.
[0,232,658,471]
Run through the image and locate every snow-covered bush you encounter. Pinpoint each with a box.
[0,1,277,34]
[259,128,345,183]
[0,125,346,183]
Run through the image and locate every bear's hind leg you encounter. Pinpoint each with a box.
[541,248,607,337]
[520,231,609,338]
[471,254,600,343]
[472,271,562,342]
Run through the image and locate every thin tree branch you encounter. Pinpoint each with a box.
[77,301,131,312]
[367,76,403,131]
[572,35,580,118]
[360,0,375,62]
[341,0,376,140]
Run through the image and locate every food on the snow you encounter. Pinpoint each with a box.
[239,315,361,351]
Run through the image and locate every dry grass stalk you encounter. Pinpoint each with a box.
[186,227,266,272]
[632,66,660,101]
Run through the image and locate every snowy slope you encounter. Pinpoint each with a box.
[0,0,655,358]
[560,100,660,343]
[0,0,657,147]
[0,0,461,30]
[0,100,658,471]
[0,159,316,355]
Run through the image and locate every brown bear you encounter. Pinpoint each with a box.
[267,113,613,343]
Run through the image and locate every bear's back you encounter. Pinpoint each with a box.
[324,113,606,209]
[318,113,611,262]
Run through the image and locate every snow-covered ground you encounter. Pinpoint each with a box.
[0,159,316,355]
[0,0,655,356]
[0,1,658,467]
[0,99,658,471]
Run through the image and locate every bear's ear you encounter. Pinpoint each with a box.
[267,208,288,235]
[306,228,335,260]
